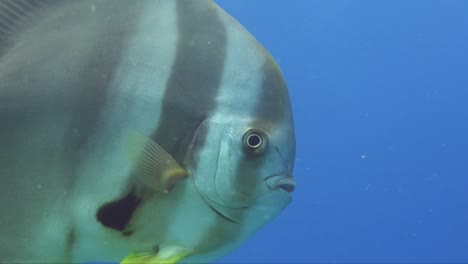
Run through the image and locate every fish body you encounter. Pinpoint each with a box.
[0,0,296,263]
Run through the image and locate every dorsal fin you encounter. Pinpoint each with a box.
[0,0,42,36]
[0,0,52,51]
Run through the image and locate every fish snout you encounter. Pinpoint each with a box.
[265,173,296,193]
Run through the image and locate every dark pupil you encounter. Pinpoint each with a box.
[248,134,261,147]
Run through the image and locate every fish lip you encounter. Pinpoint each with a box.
[265,173,296,193]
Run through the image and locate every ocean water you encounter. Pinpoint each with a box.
[216,0,468,263]
[2,1,466,263]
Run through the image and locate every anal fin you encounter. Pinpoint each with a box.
[121,247,191,264]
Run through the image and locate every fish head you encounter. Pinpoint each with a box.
[187,54,296,236]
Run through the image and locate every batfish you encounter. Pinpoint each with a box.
[0,0,296,263]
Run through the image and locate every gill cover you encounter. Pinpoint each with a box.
[187,118,257,223]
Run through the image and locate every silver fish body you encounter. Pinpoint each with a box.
[0,0,296,263]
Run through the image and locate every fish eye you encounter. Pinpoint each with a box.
[243,129,267,153]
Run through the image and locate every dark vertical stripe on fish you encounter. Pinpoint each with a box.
[65,226,76,262]
[257,58,291,126]
[257,58,296,169]
[230,59,291,222]
[149,0,228,251]
[151,0,227,163]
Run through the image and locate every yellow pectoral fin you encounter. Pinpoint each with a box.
[121,248,191,264]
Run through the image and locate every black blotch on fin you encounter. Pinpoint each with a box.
[96,192,141,232]
[122,230,134,237]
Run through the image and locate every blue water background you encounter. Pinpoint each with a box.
[215,1,468,263]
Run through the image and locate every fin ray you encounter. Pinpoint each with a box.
[127,131,188,192]
[121,247,191,264]
[0,0,53,51]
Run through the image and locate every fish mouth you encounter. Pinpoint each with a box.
[203,174,295,224]
[265,174,296,193]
